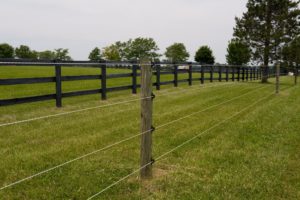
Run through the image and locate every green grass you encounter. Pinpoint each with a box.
[0,66,299,200]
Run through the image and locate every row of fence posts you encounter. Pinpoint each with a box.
[52,63,262,108]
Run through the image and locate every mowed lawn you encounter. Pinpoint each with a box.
[0,66,299,199]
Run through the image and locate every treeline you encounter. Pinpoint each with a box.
[0,44,72,61]
[88,38,216,64]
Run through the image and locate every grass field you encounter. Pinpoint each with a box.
[0,66,299,199]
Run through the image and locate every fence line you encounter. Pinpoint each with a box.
[0,82,236,128]
[0,59,271,107]
[0,84,267,191]
[86,86,287,199]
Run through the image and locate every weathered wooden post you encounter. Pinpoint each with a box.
[276,63,280,94]
[55,61,62,108]
[140,59,154,179]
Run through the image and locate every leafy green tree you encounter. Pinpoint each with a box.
[38,50,55,60]
[165,43,190,62]
[226,40,251,65]
[54,48,72,61]
[194,46,215,64]
[88,47,102,61]
[0,43,14,58]
[233,0,300,82]
[124,37,160,61]
[15,45,37,59]
[102,44,121,61]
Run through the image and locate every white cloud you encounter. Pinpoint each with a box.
[0,0,247,62]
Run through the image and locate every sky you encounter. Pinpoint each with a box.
[0,0,248,63]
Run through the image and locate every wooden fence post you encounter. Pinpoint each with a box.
[295,65,298,85]
[218,66,222,82]
[188,64,192,86]
[156,64,161,90]
[55,63,62,108]
[201,66,205,84]
[210,66,213,82]
[174,64,178,87]
[237,67,241,81]
[276,63,280,94]
[140,59,153,179]
[242,67,245,81]
[246,67,249,81]
[250,68,253,81]
[232,67,235,82]
[226,66,229,82]
[101,63,107,100]
[132,63,138,94]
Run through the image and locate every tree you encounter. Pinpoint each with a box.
[233,0,300,82]
[54,48,72,61]
[0,43,14,58]
[102,44,121,61]
[282,36,300,67]
[226,40,251,65]
[194,46,215,64]
[124,37,160,61]
[88,47,102,61]
[15,45,37,59]
[165,43,190,62]
[38,50,55,60]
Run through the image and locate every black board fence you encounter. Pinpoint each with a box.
[0,59,270,107]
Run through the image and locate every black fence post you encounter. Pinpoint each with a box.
[132,63,137,94]
[188,64,192,86]
[101,63,107,100]
[232,67,235,82]
[55,63,62,108]
[201,65,205,84]
[174,64,178,87]
[246,67,249,81]
[218,66,222,82]
[226,66,229,82]
[156,64,161,90]
[242,67,245,81]
[210,66,213,82]
[250,68,253,81]
[237,67,241,81]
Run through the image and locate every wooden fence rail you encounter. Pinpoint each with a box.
[0,60,277,107]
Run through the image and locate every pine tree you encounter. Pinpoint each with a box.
[234,0,300,82]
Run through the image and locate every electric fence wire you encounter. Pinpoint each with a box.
[87,86,289,200]
[0,84,268,191]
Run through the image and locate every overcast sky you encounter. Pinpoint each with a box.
[0,0,248,63]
